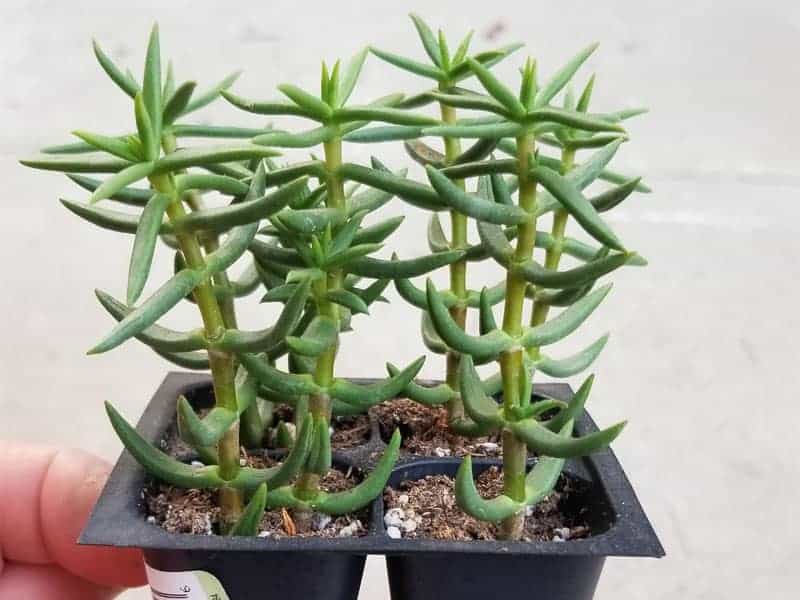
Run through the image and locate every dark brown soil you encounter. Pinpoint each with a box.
[382,466,591,542]
[371,399,503,458]
[145,456,368,538]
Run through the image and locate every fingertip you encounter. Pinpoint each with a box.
[40,449,146,588]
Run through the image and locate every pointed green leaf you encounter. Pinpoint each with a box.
[60,198,159,234]
[454,137,499,165]
[92,39,139,97]
[427,280,514,363]
[352,215,404,246]
[239,353,322,396]
[229,483,267,536]
[274,207,345,235]
[162,80,197,125]
[427,213,449,253]
[285,315,338,357]
[316,429,401,515]
[534,335,609,377]
[386,363,455,406]
[142,24,163,145]
[527,107,624,133]
[429,90,510,116]
[466,57,524,116]
[547,375,594,432]
[510,416,625,458]
[349,249,465,279]
[532,165,623,250]
[475,220,514,265]
[369,46,443,80]
[221,90,316,118]
[339,163,443,211]
[590,177,642,212]
[421,310,448,354]
[20,154,132,174]
[95,289,206,352]
[338,48,368,107]
[278,84,332,120]
[427,165,529,225]
[67,175,152,206]
[409,14,443,66]
[535,43,598,108]
[330,357,425,408]
[423,121,525,139]
[459,356,505,427]
[327,289,369,315]
[478,288,498,335]
[153,144,279,174]
[252,126,336,148]
[174,173,249,196]
[89,269,205,354]
[89,162,154,204]
[105,402,224,488]
[523,423,571,505]
[128,192,171,304]
[520,284,611,348]
[517,252,637,289]
[71,131,139,162]
[456,456,521,522]
[335,106,438,127]
[343,124,424,143]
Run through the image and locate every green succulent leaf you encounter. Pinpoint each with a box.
[153,144,280,174]
[423,121,525,139]
[516,251,639,289]
[315,429,400,515]
[326,289,369,315]
[427,165,530,225]
[162,80,197,125]
[456,456,521,522]
[532,165,624,250]
[252,126,336,148]
[70,131,139,162]
[343,124,424,143]
[339,163,444,212]
[90,162,155,204]
[105,402,224,488]
[127,192,171,304]
[534,334,609,377]
[221,90,316,118]
[520,284,612,347]
[386,363,455,406]
[90,269,205,355]
[409,14,443,67]
[239,353,322,396]
[336,106,438,127]
[332,357,426,408]
[459,355,505,427]
[535,42,598,108]
[93,39,139,97]
[94,289,206,352]
[547,374,594,432]
[278,83,332,120]
[229,483,267,536]
[348,250,465,279]
[184,71,242,115]
[427,280,513,363]
[285,315,338,357]
[466,57,524,116]
[510,416,625,459]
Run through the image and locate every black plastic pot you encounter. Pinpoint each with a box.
[81,372,663,600]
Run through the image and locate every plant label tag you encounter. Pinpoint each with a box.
[145,564,230,600]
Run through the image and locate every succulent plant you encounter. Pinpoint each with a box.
[22,17,648,542]
[352,16,649,539]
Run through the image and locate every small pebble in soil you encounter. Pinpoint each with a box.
[313,513,332,531]
[434,447,451,457]
[386,526,402,539]
[338,520,363,538]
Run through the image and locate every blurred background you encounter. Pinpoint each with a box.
[1,1,798,598]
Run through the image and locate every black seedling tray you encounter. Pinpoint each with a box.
[81,372,663,559]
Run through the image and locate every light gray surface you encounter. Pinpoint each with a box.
[1,1,798,598]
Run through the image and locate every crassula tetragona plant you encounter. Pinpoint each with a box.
[22,16,647,542]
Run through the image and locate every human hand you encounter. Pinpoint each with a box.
[0,441,147,599]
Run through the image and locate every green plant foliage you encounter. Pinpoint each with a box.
[23,18,647,541]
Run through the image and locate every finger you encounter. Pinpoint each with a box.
[0,442,146,588]
[0,562,118,600]
[40,448,147,588]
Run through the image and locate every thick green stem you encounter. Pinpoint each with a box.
[150,171,242,531]
[499,132,538,540]
[294,135,345,500]
[439,100,469,423]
